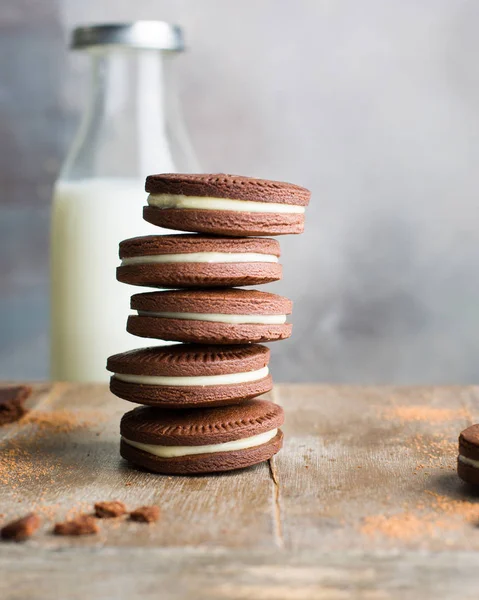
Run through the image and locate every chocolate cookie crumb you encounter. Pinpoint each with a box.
[94,501,127,518]
[1,513,40,541]
[54,515,98,536]
[130,506,160,523]
[0,386,31,426]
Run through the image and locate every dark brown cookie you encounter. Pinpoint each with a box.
[107,344,272,408]
[1,513,40,542]
[128,288,292,344]
[145,173,311,205]
[0,385,31,426]
[458,424,479,484]
[120,399,284,474]
[117,234,282,288]
[143,173,310,236]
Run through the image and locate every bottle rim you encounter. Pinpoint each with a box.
[71,21,184,52]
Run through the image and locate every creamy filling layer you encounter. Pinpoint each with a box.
[121,252,279,266]
[458,454,479,468]
[122,428,278,458]
[136,310,287,325]
[147,193,305,214]
[114,366,269,387]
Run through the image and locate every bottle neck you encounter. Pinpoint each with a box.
[61,48,197,181]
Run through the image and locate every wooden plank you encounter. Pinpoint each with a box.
[275,384,479,551]
[2,547,479,600]
[2,383,479,598]
[0,383,279,549]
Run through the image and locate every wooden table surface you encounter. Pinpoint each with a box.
[1,383,479,599]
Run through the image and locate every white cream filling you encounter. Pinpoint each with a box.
[122,428,278,458]
[137,310,287,325]
[121,252,279,266]
[458,454,479,469]
[114,365,269,387]
[147,193,305,214]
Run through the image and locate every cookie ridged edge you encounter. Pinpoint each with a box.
[145,173,310,206]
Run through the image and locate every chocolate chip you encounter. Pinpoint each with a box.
[130,506,160,523]
[94,501,127,518]
[53,515,98,536]
[1,513,40,541]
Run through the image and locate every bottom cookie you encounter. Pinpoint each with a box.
[119,400,285,474]
[120,431,283,474]
[457,458,479,485]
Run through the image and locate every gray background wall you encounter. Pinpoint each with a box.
[2,0,479,383]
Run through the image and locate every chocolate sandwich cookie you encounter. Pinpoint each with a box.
[128,289,293,344]
[143,173,310,236]
[117,234,282,288]
[457,424,479,485]
[107,344,272,408]
[120,399,284,474]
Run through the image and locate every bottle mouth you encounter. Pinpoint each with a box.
[71,21,184,52]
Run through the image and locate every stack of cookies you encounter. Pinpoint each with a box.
[107,174,310,474]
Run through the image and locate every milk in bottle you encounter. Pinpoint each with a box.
[51,23,198,382]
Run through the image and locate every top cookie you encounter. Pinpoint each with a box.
[145,174,311,205]
[143,173,310,237]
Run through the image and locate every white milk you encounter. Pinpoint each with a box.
[50,178,162,382]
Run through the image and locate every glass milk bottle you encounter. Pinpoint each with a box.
[51,22,198,382]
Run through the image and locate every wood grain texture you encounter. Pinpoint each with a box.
[1,383,479,599]
[2,548,479,600]
[274,385,479,552]
[0,384,277,550]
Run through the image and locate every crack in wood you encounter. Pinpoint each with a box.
[268,457,284,549]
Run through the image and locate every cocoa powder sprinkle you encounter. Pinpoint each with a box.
[0,409,106,491]
[19,409,106,434]
[361,491,479,540]
[385,405,467,423]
